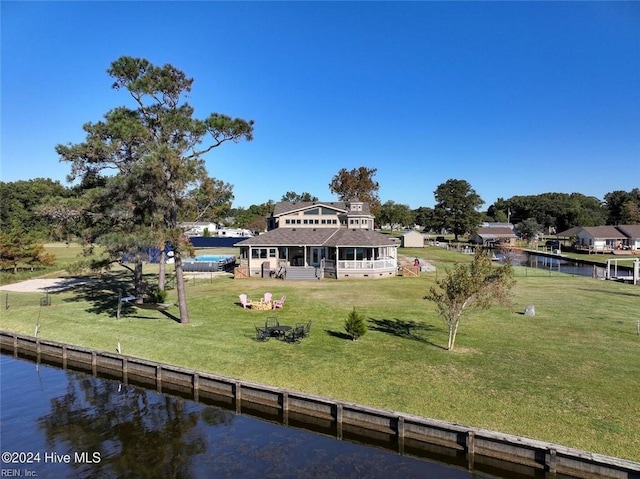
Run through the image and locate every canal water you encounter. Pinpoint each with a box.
[497,251,634,280]
[1,354,510,479]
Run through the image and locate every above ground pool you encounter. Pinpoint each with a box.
[183,254,236,272]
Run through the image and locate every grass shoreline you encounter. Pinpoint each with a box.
[1,245,639,462]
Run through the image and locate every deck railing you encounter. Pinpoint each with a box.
[335,258,397,270]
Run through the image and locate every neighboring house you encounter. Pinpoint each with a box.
[180,223,253,238]
[401,230,425,248]
[470,227,516,246]
[615,225,640,251]
[181,222,218,236]
[574,226,628,253]
[236,200,398,279]
[218,228,253,238]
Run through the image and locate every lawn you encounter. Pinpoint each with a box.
[1,245,639,462]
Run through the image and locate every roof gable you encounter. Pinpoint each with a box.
[273,201,347,217]
[616,224,640,238]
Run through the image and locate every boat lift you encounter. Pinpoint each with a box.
[605,258,639,285]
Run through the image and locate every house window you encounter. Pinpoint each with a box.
[285,219,291,225]
[304,208,319,215]
[251,249,268,259]
[332,219,337,224]
[269,248,277,258]
[321,219,326,224]
[303,220,309,224]
[314,219,319,224]
[296,219,301,224]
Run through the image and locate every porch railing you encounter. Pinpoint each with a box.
[332,258,397,270]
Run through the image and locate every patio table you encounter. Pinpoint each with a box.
[268,325,291,338]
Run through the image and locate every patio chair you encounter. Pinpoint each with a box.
[263,292,272,303]
[255,325,270,342]
[294,320,312,339]
[265,317,279,329]
[272,295,286,309]
[303,320,311,338]
[239,294,252,309]
[285,324,305,343]
[271,265,286,280]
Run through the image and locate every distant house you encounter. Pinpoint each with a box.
[401,230,425,248]
[180,223,253,238]
[470,227,516,246]
[181,222,218,236]
[236,200,398,279]
[562,224,640,253]
[218,228,253,238]
[573,226,628,253]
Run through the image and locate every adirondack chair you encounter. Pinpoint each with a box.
[272,295,286,309]
[263,292,272,303]
[239,294,252,309]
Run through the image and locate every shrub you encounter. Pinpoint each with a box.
[146,287,168,304]
[344,307,367,341]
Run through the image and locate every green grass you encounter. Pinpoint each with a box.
[1,245,639,461]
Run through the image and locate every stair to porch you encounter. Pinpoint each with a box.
[284,266,321,280]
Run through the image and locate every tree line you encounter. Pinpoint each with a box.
[3,176,637,243]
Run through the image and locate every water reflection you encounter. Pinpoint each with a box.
[494,250,619,278]
[1,355,477,478]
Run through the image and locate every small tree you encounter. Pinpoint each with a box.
[0,229,55,274]
[344,307,367,341]
[516,217,541,245]
[425,251,514,351]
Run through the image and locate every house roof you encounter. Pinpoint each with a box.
[475,227,516,237]
[273,201,371,216]
[578,226,627,239]
[615,224,640,238]
[329,228,397,247]
[236,228,337,246]
[236,228,397,248]
[480,222,514,229]
[556,226,583,237]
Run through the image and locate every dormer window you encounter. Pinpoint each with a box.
[348,201,363,212]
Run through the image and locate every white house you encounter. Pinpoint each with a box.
[575,226,627,253]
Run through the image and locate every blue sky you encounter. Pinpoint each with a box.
[2,1,639,209]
